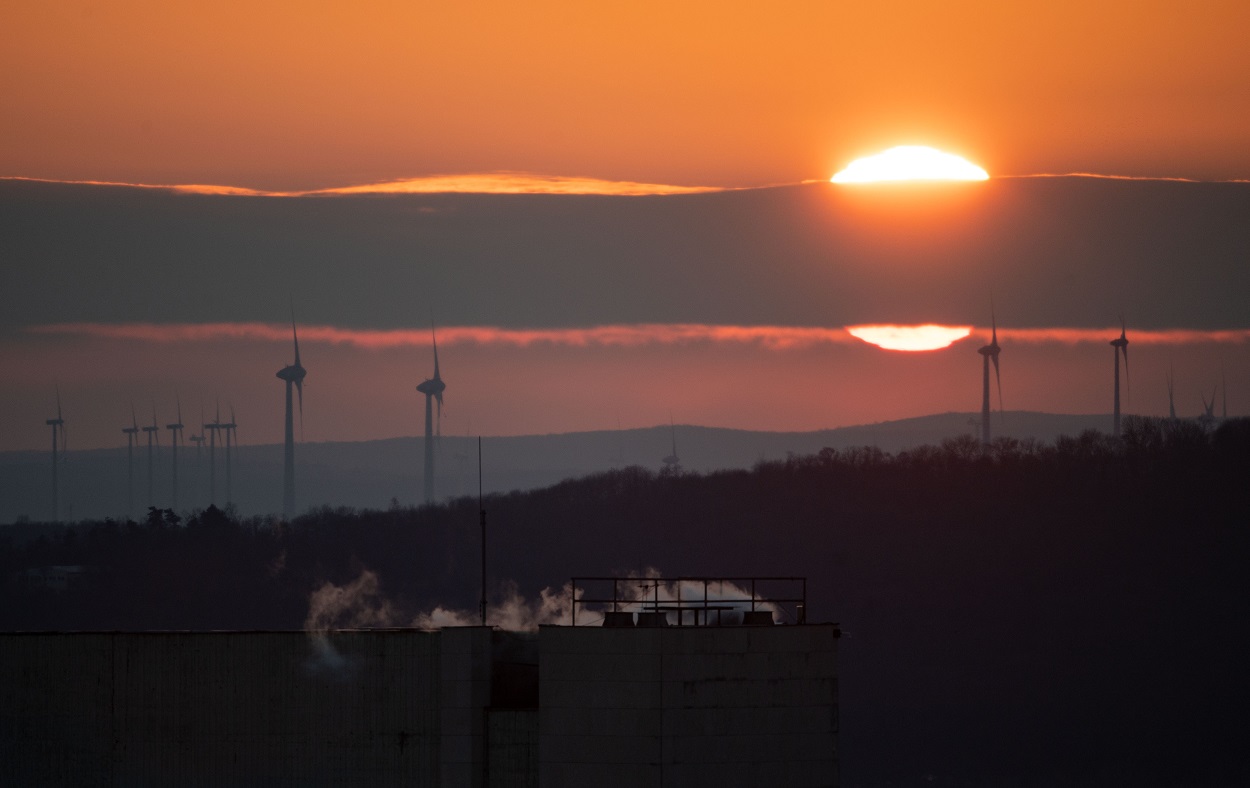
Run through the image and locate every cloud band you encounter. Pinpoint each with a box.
[25,322,1250,351]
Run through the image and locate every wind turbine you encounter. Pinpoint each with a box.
[416,325,446,504]
[142,405,161,508]
[204,401,222,504]
[1110,320,1130,437]
[1200,387,1217,428]
[46,389,66,522]
[122,405,140,518]
[166,397,184,511]
[188,404,206,507]
[976,307,1003,446]
[276,314,306,518]
[222,404,238,506]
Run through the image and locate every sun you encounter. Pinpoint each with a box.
[847,324,973,351]
[832,146,989,184]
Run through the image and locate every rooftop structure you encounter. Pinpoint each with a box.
[2,577,839,787]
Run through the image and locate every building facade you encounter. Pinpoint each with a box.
[1,622,839,787]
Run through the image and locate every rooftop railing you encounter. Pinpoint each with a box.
[568,576,807,627]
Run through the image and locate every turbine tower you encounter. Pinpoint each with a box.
[204,402,222,504]
[142,405,161,508]
[188,404,206,507]
[46,390,66,522]
[166,398,184,511]
[1166,367,1177,421]
[222,405,238,505]
[1222,365,1228,420]
[416,326,446,504]
[276,315,306,519]
[976,307,1003,446]
[1110,320,1130,437]
[122,405,140,518]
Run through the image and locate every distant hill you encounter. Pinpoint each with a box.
[0,411,1113,522]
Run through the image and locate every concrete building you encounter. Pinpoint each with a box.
[2,615,838,786]
[539,623,840,788]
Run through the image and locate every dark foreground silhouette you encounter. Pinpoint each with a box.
[4,416,1249,787]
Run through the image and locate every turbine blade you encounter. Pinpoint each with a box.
[1222,364,1228,419]
[1122,346,1130,405]
[56,386,62,420]
[432,324,441,380]
[292,310,301,367]
[1167,368,1176,419]
[176,395,182,425]
[992,354,1003,413]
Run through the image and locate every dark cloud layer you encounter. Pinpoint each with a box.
[2,178,1248,333]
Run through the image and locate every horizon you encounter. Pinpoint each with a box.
[0,408,1188,457]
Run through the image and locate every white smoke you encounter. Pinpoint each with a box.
[302,567,581,640]
[301,568,783,663]
[303,568,400,679]
[304,568,399,631]
[411,580,580,631]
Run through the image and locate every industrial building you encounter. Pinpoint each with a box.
[1,579,839,787]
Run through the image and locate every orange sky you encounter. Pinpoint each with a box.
[4,1,1250,189]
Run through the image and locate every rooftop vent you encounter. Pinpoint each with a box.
[602,611,636,628]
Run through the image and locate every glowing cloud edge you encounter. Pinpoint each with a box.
[26,323,1250,351]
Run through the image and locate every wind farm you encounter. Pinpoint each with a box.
[4,177,1245,530]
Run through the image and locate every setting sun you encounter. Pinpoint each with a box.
[832,146,989,184]
[846,324,973,351]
